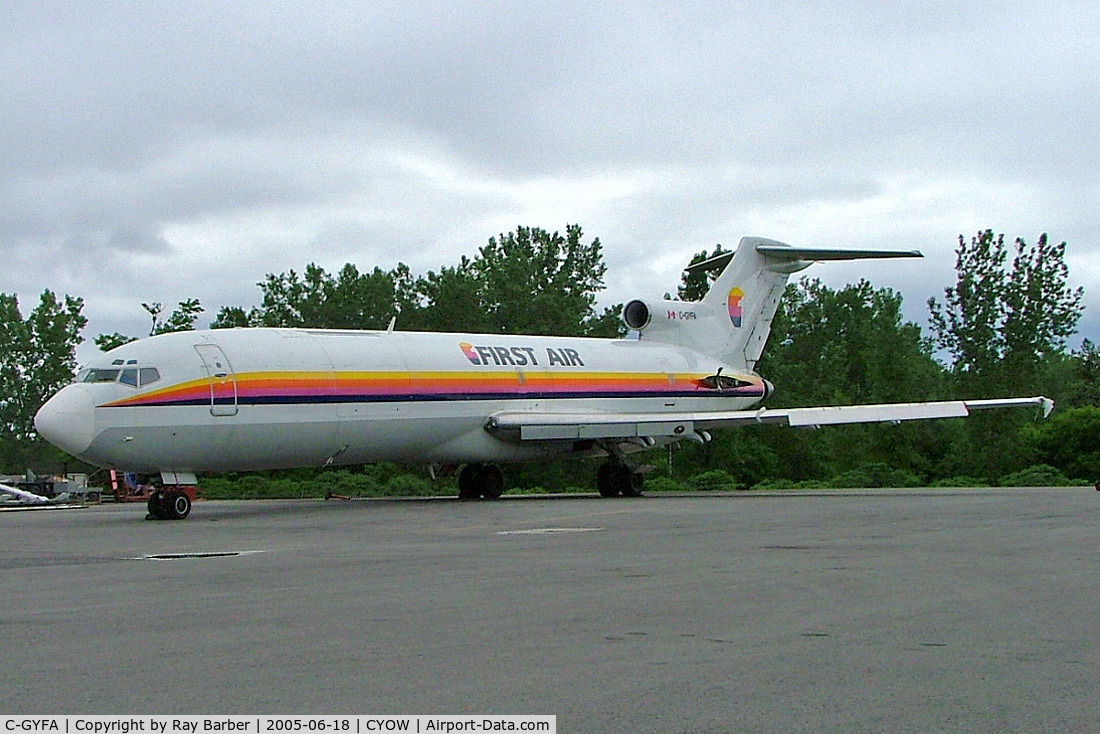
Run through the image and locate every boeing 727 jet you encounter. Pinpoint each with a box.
[34,236,1052,519]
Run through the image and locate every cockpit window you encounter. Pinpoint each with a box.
[118,367,161,387]
[83,368,121,383]
[78,366,161,387]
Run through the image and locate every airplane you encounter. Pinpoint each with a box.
[0,482,51,506]
[34,236,1053,520]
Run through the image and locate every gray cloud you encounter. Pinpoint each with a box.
[1,0,1096,359]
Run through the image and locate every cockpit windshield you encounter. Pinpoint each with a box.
[76,365,161,387]
[79,368,121,383]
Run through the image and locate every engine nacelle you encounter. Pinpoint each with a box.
[622,298,701,335]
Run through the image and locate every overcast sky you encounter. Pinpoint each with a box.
[3,1,1098,363]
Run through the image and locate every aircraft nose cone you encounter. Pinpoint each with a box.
[35,385,96,456]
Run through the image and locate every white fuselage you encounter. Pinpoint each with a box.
[36,328,767,474]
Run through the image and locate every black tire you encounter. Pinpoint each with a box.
[147,490,168,520]
[458,465,480,499]
[480,465,505,500]
[619,469,645,498]
[168,491,192,519]
[597,462,620,497]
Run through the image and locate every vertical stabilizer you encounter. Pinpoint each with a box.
[693,237,798,370]
[624,237,922,371]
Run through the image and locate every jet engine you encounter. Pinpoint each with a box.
[622,298,700,332]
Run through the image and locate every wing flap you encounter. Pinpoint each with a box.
[509,416,696,441]
[782,401,968,427]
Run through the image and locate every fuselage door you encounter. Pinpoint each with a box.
[194,343,238,417]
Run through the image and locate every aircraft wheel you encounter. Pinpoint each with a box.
[597,462,620,497]
[167,491,192,520]
[458,465,480,499]
[146,490,169,520]
[619,469,645,498]
[479,465,505,500]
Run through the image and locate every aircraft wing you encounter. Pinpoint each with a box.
[485,397,1054,442]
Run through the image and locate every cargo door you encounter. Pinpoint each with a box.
[194,343,238,416]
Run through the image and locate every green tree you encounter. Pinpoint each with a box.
[1022,406,1100,481]
[214,224,619,337]
[96,298,205,351]
[669,278,950,483]
[928,230,1083,395]
[413,257,488,333]
[93,332,137,352]
[772,279,949,479]
[762,279,943,406]
[213,264,400,330]
[0,290,87,446]
[471,224,611,336]
[1065,339,1100,407]
[147,298,204,335]
[677,245,730,301]
[926,230,1084,479]
[209,306,254,329]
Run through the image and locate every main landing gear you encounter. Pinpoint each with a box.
[596,459,645,498]
[595,440,646,498]
[146,487,196,520]
[456,457,645,499]
[458,463,505,500]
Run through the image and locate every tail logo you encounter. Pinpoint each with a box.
[727,287,744,327]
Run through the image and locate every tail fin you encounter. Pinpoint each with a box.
[692,237,793,371]
[623,237,921,371]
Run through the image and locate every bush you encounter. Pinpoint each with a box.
[644,476,686,493]
[827,463,921,489]
[751,478,824,490]
[928,476,989,488]
[1022,406,1100,481]
[328,471,384,496]
[381,473,437,496]
[997,464,1088,487]
[198,466,446,499]
[685,469,739,491]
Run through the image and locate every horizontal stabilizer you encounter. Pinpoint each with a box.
[755,246,923,261]
[486,397,1053,442]
[684,245,922,276]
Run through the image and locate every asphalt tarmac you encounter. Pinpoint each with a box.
[2,489,1098,732]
